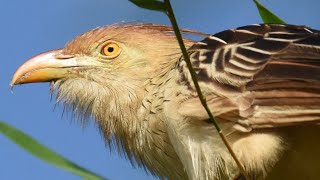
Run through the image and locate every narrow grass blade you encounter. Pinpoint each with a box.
[129,0,165,12]
[0,121,107,180]
[253,0,286,24]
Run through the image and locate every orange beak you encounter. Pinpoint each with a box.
[11,49,80,86]
[10,48,106,89]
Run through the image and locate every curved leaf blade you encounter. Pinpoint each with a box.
[253,0,286,24]
[0,121,107,180]
[129,0,165,12]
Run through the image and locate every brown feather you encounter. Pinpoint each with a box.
[179,24,320,128]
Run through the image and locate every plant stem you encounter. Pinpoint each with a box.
[163,0,249,179]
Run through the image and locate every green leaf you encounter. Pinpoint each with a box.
[253,0,286,24]
[0,121,107,180]
[129,0,165,12]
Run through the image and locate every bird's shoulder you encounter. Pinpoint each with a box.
[190,24,320,51]
[179,24,320,92]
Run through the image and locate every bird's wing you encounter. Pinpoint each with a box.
[178,24,320,129]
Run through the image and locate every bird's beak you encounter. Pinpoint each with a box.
[11,49,82,87]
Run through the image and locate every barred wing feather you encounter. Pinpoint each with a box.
[179,24,320,129]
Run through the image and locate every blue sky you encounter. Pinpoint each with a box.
[1,0,319,180]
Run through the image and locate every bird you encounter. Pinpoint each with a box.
[11,23,320,180]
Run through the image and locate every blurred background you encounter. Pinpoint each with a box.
[1,0,319,179]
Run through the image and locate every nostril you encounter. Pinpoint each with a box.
[55,53,75,60]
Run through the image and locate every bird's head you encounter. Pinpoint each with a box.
[11,24,196,133]
[11,24,193,86]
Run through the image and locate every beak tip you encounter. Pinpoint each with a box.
[10,76,20,87]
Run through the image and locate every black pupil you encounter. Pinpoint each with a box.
[107,46,114,52]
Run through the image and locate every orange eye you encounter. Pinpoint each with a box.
[101,41,121,58]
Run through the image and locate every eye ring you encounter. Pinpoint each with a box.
[100,41,121,59]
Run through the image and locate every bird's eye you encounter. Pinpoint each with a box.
[101,41,121,58]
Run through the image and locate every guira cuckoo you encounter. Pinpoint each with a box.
[11,24,320,180]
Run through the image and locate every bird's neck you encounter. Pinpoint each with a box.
[90,67,186,179]
[54,59,186,179]
[128,69,187,179]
